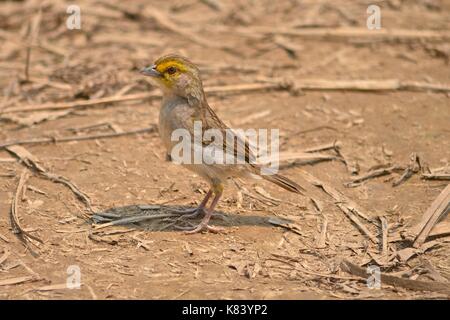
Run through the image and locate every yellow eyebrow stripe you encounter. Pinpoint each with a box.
[155,61,188,73]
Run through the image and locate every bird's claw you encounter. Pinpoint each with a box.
[175,222,224,234]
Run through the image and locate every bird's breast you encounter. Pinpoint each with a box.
[159,96,196,152]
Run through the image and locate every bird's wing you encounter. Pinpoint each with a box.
[202,103,257,165]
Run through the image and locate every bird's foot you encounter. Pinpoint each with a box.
[174,221,224,234]
[185,223,225,234]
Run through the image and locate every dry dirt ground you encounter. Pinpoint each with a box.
[0,0,449,299]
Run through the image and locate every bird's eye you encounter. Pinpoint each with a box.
[167,66,177,75]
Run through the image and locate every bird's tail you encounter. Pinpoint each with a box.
[262,173,305,194]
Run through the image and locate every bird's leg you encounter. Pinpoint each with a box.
[171,189,212,218]
[183,185,224,234]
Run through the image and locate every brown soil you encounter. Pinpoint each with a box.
[0,0,449,299]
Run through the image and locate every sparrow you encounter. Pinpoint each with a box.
[140,54,304,233]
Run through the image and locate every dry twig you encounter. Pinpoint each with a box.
[341,260,450,295]
[413,185,450,248]
[6,146,92,211]
[392,153,421,187]
[0,275,39,287]
[0,126,156,149]
[379,216,389,263]
[10,170,43,253]
[299,170,378,243]
[93,213,177,230]
[3,79,450,115]
[242,27,450,42]
[422,173,450,181]
[345,165,403,187]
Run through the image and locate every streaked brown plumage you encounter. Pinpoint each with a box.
[141,54,304,233]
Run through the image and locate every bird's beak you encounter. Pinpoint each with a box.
[140,65,161,78]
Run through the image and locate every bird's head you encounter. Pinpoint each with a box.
[140,54,203,99]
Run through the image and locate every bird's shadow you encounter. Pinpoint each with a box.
[91,204,291,232]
